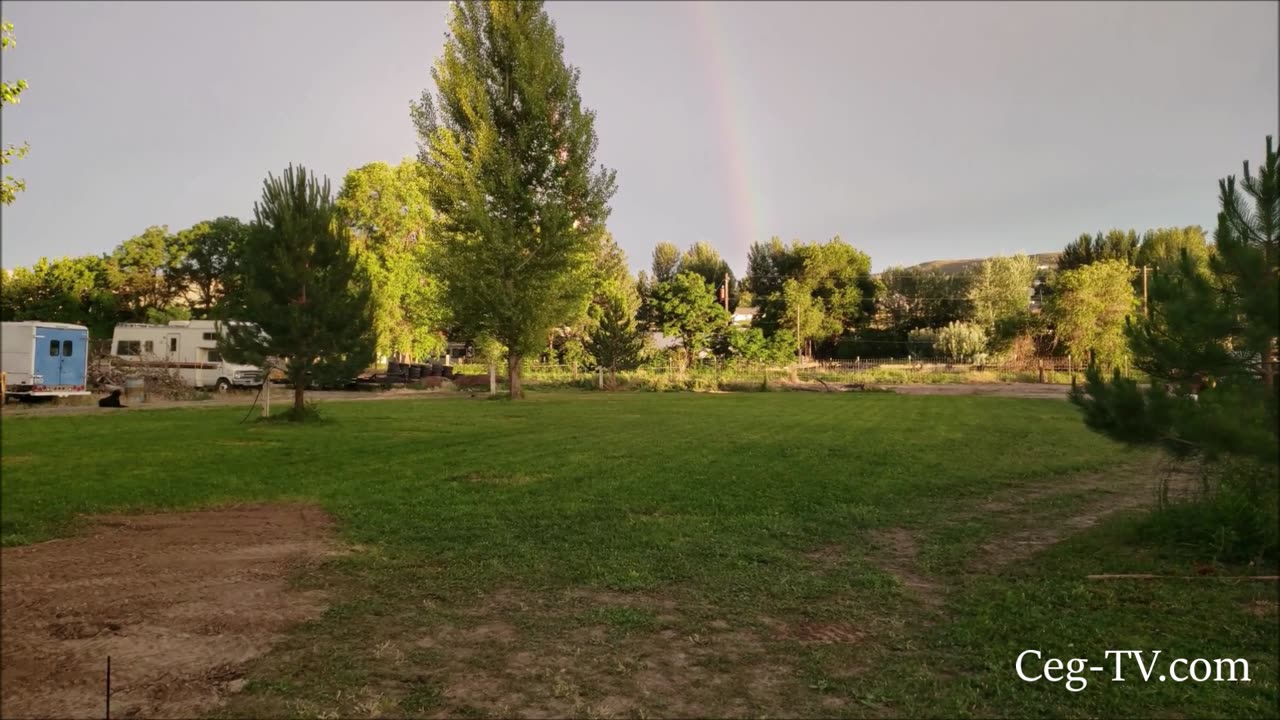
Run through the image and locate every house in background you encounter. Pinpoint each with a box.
[731,306,758,327]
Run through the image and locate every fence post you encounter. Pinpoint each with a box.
[1038,359,1045,384]
[262,380,271,418]
[488,362,496,396]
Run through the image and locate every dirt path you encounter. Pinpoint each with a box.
[869,456,1179,605]
[0,504,340,719]
[887,382,1071,399]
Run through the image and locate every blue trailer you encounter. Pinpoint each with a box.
[1,321,91,400]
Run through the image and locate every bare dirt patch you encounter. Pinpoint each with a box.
[868,529,944,608]
[0,503,339,719]
[323,588,820,719]
[973,456,1198,571]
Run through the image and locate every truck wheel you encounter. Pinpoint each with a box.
[215,378,232,393]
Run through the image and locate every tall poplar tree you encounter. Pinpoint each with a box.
[412,0,617,399]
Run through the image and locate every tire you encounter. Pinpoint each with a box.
[215,378,232,393]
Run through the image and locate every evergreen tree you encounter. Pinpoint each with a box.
[412,0,617,399]
[1072,136,1278,465]
[221,165,375,418]
[586,289,646,386]
[1057,229,1140,272]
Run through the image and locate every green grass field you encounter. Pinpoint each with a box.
[2,392,1275,717]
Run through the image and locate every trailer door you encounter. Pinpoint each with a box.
[164,333,181,361]
[33,327,85,388]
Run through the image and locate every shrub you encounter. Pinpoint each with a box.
[1136,457,1278,563]
[907,328,938,356]
[936,321,988,363]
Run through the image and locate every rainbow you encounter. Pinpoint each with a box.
[690,1,763,261]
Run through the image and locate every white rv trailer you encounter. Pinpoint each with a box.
[108,320,264,391]
[1,321,92,399]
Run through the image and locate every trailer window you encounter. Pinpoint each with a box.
[203,332,218,341]
[144,340,154,353]
[116,340,142,356]
[169,338,178,353]
[207,350,222,362]
[62,340,73,356]
[49,340,60,357]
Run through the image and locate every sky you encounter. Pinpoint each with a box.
[0,1,1276,275]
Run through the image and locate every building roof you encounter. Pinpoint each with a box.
[650,332,682,350]
[1,321,89,331]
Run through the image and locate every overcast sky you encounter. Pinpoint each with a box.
[0,1,1276,274]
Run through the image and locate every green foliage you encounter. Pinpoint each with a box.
[876,266,972,337]
[0,256,119,336]
[175,216,250,317]
[337,159,446,361]
[678,241,735,309]
[1072,136,1280,558]
[1,19,29,206]
[1137,458,1278,563]
[650,271,729,368]
[965,254,1037,335]
[780,277,822,357]
[1135,225,1210,273]
[744,236,874,351]
[1057,229,1140,272]
[586,290,646,383]
[220,165,376,416]
[1046,259,1138,369]
[104,226,190,317]
[720,325,795,366]
[650,242,680,283]
[935,321,987,363]
[413,0,616,398]
[906,327,938,355]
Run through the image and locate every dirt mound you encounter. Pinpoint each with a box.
[0,504,339,719]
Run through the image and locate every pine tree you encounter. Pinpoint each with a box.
[221,165,375,419]
[412,0,617,399]
[586,290,645,387]
[1071,136,1279,465]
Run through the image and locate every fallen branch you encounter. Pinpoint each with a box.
[1086,574,1279,581]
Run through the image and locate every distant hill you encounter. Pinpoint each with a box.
[895,251,1060,276]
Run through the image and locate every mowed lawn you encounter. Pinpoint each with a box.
[2,392,1276,717]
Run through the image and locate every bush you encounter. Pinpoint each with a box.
[906,328,938,355]
[1136,457,1278,563]
[936,321,988,363]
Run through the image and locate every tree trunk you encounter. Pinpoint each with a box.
[293,383,305,417]
[508,352,523,399]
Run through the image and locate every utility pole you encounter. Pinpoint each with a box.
[1142,265,1149,317]
[723,272,730,312]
